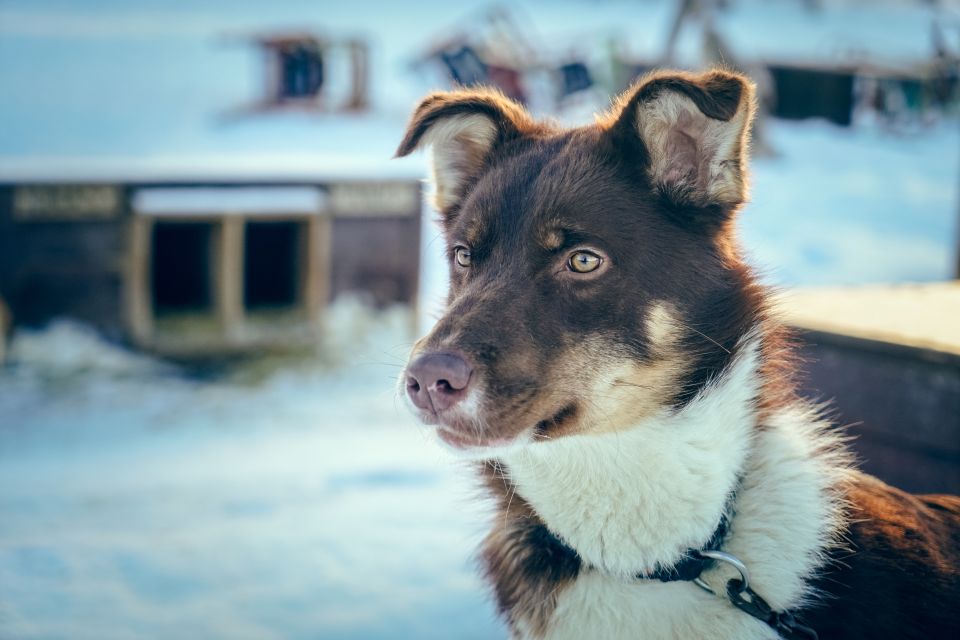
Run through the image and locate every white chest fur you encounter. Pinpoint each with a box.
[542,572,778,640]
[497,345,849,639]
[499,346,760,578]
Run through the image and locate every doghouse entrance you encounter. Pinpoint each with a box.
[243,221,301,309]
[127,183,430,355]
[151,221,213,313]
[127,186,330,354]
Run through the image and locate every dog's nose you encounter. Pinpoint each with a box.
[406,352,472,413]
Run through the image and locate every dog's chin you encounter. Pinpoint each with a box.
[432,424,533,460]
[435,424,521,451]
[429,403,580,458]
[402,393,521,453]
[408,405,531,456]
[404,392,577,457]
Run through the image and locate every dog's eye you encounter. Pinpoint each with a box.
[568,251,602,273]
[454,247,472,268]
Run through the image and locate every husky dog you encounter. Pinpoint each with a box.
[396,69,960,639]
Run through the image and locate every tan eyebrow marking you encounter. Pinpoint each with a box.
[539,228,565,251]
[463,217,487,247]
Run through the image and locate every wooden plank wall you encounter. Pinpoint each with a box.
[0,185,129,339]
[795,330,960,495]
[329,216,420,308]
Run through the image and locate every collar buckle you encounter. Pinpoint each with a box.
[691,549,750,596]
[691,550,818,640]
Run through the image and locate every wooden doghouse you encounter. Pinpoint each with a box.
[0,179,421,357]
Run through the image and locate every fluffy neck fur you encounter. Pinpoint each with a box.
[497,340,850,615]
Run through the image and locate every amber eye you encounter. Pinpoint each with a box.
[568,250,602,273]
[454,247,472,267]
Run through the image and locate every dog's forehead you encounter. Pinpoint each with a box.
[456,131,629,249]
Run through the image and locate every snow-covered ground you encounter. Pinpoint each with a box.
[743,120,959,286]
[2,1,960,638]
[0,306,507,640]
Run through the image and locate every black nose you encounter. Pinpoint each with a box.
[406,352,473,413]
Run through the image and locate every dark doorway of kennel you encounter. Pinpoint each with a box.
[151,221,214,314]
[243,220,302,310]
[126,187,330,356]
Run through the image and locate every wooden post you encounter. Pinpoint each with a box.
[956,121,960,279]
[302,216,319,321]
[125,215,154,346]
[218,216,246,341]
[0,296,9,364]
[302,213,332,327]
[348,39,369,111]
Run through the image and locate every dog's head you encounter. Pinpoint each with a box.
[397,69,763,451]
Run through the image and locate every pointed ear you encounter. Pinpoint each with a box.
[395,89,537,213]
[609,69,756,209]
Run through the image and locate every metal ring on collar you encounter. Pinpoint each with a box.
[691,550,751,596]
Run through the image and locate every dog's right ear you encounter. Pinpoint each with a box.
[395,89,536,213]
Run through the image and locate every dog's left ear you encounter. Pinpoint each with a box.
[608,69,756,209]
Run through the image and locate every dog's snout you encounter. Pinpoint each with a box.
[406,352,472,413]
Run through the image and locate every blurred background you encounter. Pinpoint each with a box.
[0,0,958,638]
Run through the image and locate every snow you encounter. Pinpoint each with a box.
[1,1,959,638]
[0,0,956,167]
[708,1,954,69]
[0,305,507,640]
[742,119,959,286]
[133,187,327,216]
[0,155,427,184]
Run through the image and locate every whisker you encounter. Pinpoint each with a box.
[674,319,731,354]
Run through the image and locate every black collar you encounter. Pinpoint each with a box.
[641,510,731,582]
[551,489,819,639]
[633,504,818,640]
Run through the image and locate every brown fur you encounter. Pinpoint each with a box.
[804,472,960,639]
[479,462,581,636]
